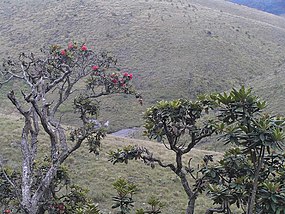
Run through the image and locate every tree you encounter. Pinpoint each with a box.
[111,178,138,214]
[0,42,138,214]
[109,98,216,214]
[109,86,285,214]
[110,178,164,214]
[201,87,285,214]
[135,196,165,214]
[0,158,101,214]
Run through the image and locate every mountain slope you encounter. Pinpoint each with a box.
[0,114,224,214]
[1,0,285,130]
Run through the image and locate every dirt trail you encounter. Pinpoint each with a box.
[110,128,139,137]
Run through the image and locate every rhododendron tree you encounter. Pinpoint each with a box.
[0,41,139,214]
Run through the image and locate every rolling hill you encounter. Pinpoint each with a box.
[1,1,285,212]
[1,0,285,131]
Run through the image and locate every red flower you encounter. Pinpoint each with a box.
[123,72,129,77]
[4,210,11,214]
[58,203,65,210]
[81,44,87,51]
[60,50,66,56]
[68,42,73,49]
[112,79,118,83]
[119,78,126,85]
[128,73,133,80]
[92,65,99,71]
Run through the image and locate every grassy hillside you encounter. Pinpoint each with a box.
[1,0,285,131]
[1,1,285,213]
[0,114,227,214]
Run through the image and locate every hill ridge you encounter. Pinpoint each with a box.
[192,0,285,29]
[1,0,285,131]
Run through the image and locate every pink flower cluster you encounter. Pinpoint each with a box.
[55,42,137,94]
[68,42,73,49]
[108,71,133,88]
[92,65,99,71]
[58,42,89,58]
[81,44,88,51]
[60,50,66,56]
[112,79,118,84]
[123,72,133,80]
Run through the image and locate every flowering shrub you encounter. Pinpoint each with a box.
[0,41,141,214]
[81,44,88,51]
[48,42,138,97]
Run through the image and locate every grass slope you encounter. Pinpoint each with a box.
[1,1,284,212]
[0,114,226,214]
[1,0,285,131]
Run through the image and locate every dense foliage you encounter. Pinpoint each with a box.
[202,87,285,214]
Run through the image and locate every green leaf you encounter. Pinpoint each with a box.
[111,203,121,209]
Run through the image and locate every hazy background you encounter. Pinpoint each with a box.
[229,0,285,16]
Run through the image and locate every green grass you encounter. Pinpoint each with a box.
[0,114,228,213]
[1,0,285,132]
[1,1,285,211]
[69,137,224,213]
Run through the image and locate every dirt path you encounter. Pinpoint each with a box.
[110,128,139,137]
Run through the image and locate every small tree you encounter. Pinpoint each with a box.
[202,87,285,214]
[111,178,138,214]
[109,98,215,214]
[135,195,165,214]
[0,42,138,214]
[109,86,285,214]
